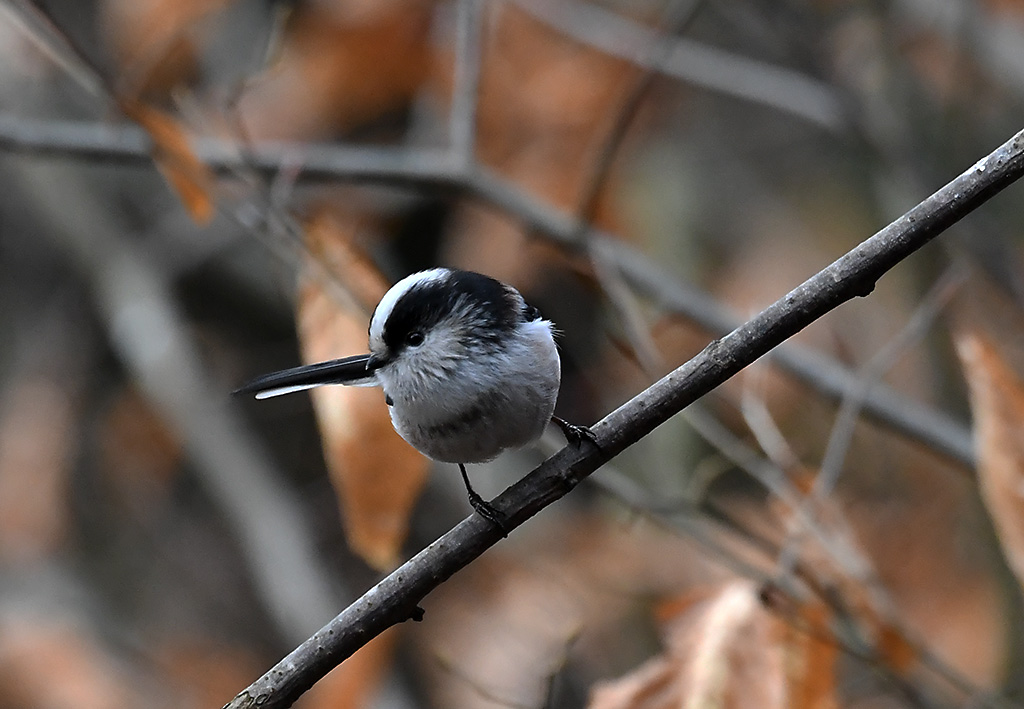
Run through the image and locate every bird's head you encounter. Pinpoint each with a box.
[366,268,526,394]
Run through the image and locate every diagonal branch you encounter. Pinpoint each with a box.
[465,165,978,468]
[224,128,1024,709]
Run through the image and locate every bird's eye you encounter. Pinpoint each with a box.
[405,331,425,347]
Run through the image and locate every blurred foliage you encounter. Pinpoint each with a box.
[2,0,1024,707]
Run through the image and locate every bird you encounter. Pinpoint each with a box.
[235,268,592,529]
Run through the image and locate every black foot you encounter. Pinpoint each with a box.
[551,416,598,449]
[459,464,509,537]
[410,605,425,622]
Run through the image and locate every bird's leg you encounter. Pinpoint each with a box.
[551,415,598,448]
[459,463,508,536]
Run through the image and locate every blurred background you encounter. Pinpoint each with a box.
[2,0,1024,707]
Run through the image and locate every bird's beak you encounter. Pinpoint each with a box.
[366,352,389,373]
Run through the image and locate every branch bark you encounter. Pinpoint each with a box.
[224,128,1024,709]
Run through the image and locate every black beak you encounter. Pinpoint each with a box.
[366,352,389,373]
[234,352,379,399]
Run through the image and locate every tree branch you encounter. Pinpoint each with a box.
[224,127,1024,709]
[465,164,978,468]
[0,112,978,465]
[11,157,345,647]
[506,0,847,131]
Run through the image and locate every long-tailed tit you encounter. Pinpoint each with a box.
[236,268,591,528]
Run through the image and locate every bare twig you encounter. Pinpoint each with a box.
[433,652,538,709]
[506,0,847,131]
[773,265,966,590]
[0,113,465,187]
[449,0,485,166]
[816,264,967,497]
[224,127,1024,709]
[0,112,978,467]
[573,0,706,375]
[0,0,109,98]
[13,160,344,647]
[580,429,1004,708]
[740,372,802,472]
[572,0,703,236]
[466,165,978,467]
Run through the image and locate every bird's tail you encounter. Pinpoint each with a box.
[234,353,379,399]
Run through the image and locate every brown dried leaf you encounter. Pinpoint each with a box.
[238,1,434,140]
[955,330,1024,590]
[298,211,429,570]
[589,581,839,709]
[417,514,722,709]
[119,98,215,224]
[441,4,635,284]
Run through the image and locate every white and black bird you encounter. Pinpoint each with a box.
[236,268,591,527]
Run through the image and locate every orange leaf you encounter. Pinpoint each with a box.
[441,4,635,283]
[298,211,429,570]
[956,330,1024,590]
[119,98,215,224]
[237,2,433,140]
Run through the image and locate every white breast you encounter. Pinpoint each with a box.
[381,319,561,464]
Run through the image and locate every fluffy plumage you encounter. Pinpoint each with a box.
[237,268,562,467]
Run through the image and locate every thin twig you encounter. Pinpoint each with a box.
[0,0,110,98]
[773,265,966,592]
[681,405,873,582]
[740,371,802,472]
[12,160,344,647]
[572,0,707,376]
[0,113,977,467]
[572,0,705,237]
[577,435,1006,708]
[433,652,538,709]
[224,126,1024,709]
[817,264,967,497]
[505,0,847,131]
[467,164,978,468]
[449,0,485,167]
